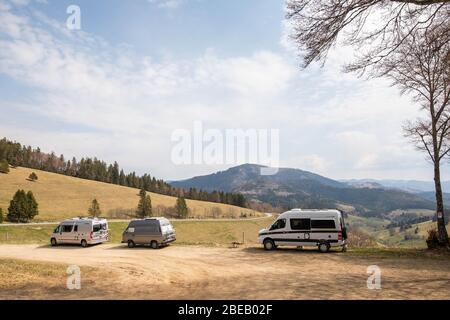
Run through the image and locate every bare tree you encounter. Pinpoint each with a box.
[286,0,450,72]
[373,26,450,246]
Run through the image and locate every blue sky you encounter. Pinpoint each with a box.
[31,0,285,59]
[0,0,444,181]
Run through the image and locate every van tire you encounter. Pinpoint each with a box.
[150,241,158,249]
[127,240,135,248]
[318,242,330,253]
[50,238,57,246]
[263,239,276,251]
[81,239,88,248]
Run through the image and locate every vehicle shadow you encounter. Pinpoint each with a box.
[36,243,105,250]
[242,246,343,255]
[105,244,171,250]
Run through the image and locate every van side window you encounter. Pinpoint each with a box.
[290,219,311,230]
[93,224,101,232]
[270,219,286,230]
[61,225,73,233]
[311,220,336,229]
[74,225,78,232]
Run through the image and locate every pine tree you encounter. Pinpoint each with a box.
[0,159,9,174]
[7,190,27,222]
[25,191,39,221]
[28,172,38,182]
[176,197,188,219]
[136,188,152,218]
[88,199,102,217]
[112,161,120,184]
[119,169,126,186]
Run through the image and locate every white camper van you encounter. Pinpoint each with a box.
[257,209,348,253]
[50,217,109,247]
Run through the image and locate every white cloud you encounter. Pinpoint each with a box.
[148,0,184,9]
[0,1,441,181]
[296,154,331,174]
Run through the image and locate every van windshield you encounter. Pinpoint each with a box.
[93,223,107,232]
[161,224,173,233]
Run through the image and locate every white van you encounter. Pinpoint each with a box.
[257,209,348,253]
[50,217,109,247]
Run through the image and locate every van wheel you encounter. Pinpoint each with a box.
[127,240,135,248]
[150,241,158,249]
[81,239,88,248]
[263,239,275,251]
[318,242,330,253]
[50,238,57,247]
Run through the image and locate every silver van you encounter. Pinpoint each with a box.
[50,217,109,247]
[122,217,176,248]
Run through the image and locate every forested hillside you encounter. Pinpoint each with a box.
[0,138,246,208]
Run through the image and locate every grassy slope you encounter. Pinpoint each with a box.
[0,167,260,221]
[346,213,450,248]
[0,218,274,246]
[374,220,450,248]
[346,214,389,233]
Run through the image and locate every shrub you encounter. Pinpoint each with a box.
[211,207,223,218]
[426,229,440,249]
[88,199,102,217]
[28,172,38,182]
[404,233,421,241]
[346,228,377,248]
[0,159,9,174]
[106,208,135,219]
[152,205,177,218]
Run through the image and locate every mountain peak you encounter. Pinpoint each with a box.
[171,164,434,215]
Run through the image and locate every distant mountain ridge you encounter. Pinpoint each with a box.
[172,164,435,217]
[342,179,450,193]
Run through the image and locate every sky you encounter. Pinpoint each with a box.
[0,0,445,181]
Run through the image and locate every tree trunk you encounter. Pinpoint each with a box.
[433,157,450,246]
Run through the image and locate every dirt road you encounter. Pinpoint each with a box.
[0,244,449,300]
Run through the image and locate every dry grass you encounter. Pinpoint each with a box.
[0,258,105,299]
[0,245,449,300]
[0,258,66,290]
[0,167,260,221]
